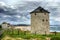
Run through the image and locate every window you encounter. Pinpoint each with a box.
[42,19,44,22]
[46,19,48,21]
[8,26,9,27]
[44,13,46,15]
[35,13,36,15]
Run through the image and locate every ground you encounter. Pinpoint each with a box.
[1,29,60,40]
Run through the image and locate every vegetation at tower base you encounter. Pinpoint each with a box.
[51,36,60,40]
[0,25,2,30]
[1,29,60,40]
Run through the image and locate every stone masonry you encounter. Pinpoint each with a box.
[30,6,50,34]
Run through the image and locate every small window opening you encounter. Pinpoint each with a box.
[46,19,48,21]
[44,13,46,15]
[42,19,44,22]
[35,13,36,15]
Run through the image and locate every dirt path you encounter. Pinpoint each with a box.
[1,35,23,40]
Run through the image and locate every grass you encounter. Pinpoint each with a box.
[2,29,46,40]
[1,29,60,40]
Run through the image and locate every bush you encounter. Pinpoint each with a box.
[51,36,60,40]
[22,35,31,39]
[0,25,2,30]
[0,33,5,39]
[0,25,2,28]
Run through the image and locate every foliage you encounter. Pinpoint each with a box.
[0,25,2,28]
[1,29,60,40]
[51,36,60,40]
[0,32,5,39]
[2,29,46,39]
[0,25,2,30]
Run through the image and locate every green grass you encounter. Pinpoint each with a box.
[2,29,46,40]
[0,28,2,30]
[1,29,60,40]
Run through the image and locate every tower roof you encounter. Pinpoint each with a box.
[30,6,50,13]
[2,22,7,24]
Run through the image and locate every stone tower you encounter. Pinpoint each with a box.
[30,6,50,34]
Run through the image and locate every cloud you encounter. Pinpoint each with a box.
[0,0,60,25]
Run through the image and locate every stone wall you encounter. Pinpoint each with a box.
[1,23,8,29]
[13,26,31,31]
[31,12,50,34]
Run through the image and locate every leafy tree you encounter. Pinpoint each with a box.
[0,25,2,31]
[0,25,2,28]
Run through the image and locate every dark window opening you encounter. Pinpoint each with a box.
[35,13,36,15]
[46,19,48,21]
[8,26,9,27]
[42,19,44,22]
[44,13,46,15]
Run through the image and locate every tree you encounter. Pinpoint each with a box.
[0,25,2,28]
[0,25,2,30]
[17,29,19,35]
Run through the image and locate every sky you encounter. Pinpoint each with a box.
[0,0,60,25]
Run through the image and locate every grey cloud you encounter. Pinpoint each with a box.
[0,0,60,25]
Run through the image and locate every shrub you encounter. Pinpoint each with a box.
[0,33,5,39]
[51,36,60,40]
[0,25,2,28]
[22,35,31,39]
